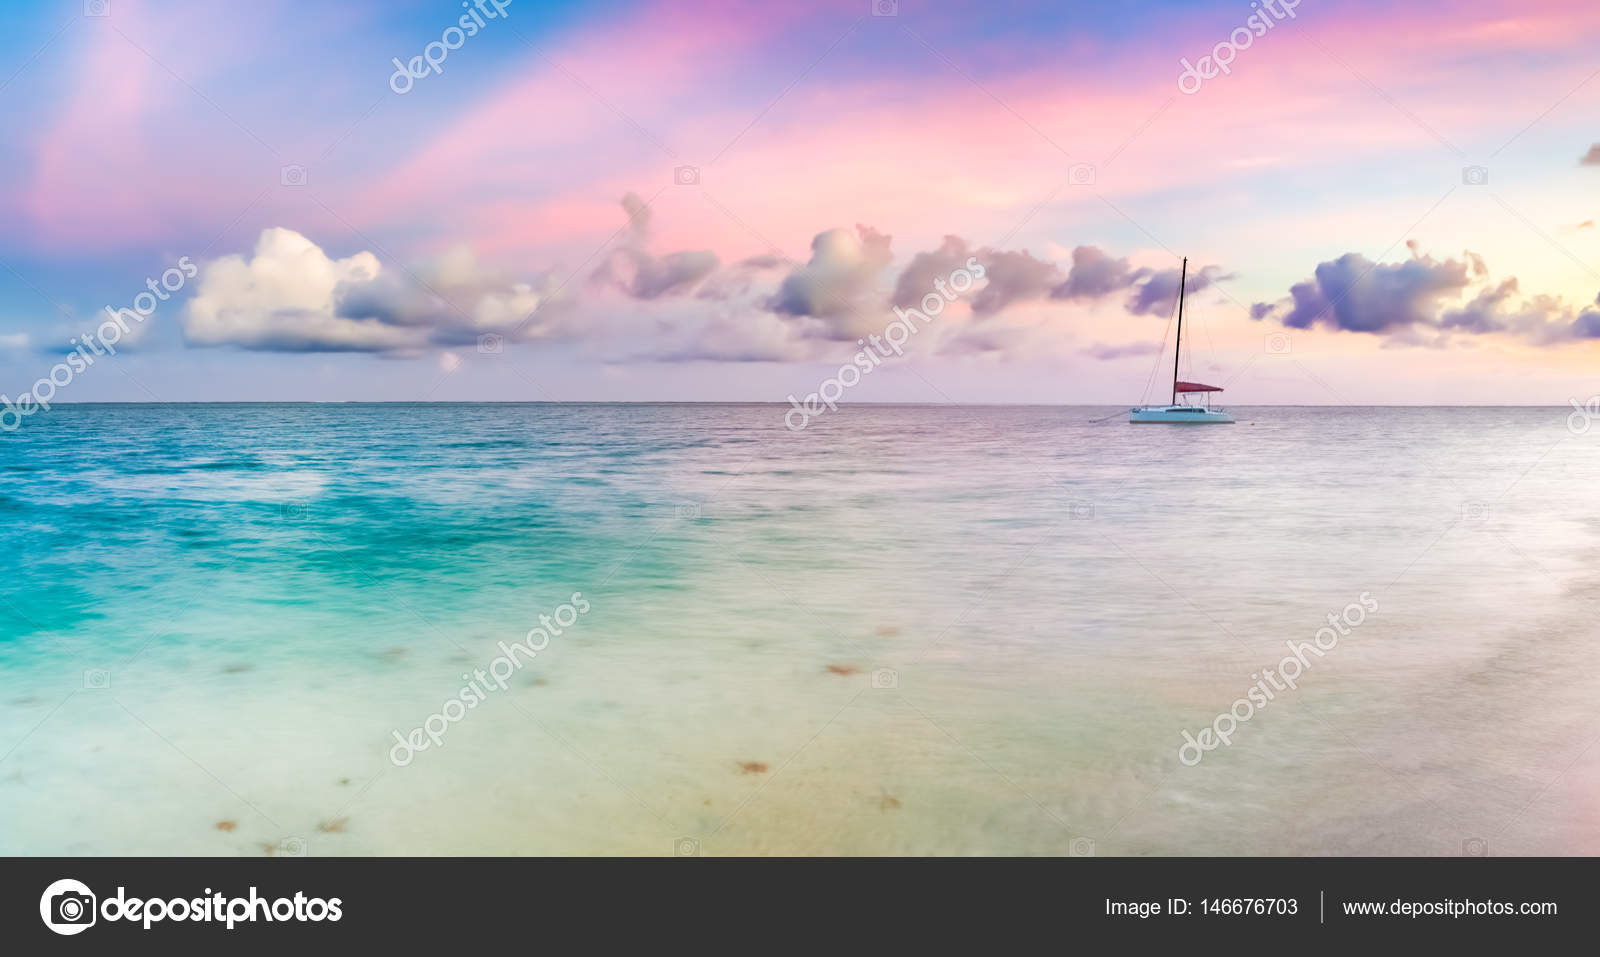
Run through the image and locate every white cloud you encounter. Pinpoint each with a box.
[183,230,575,353]
[768,225,894,337]
[174,215,1242,365]
[184,228,422,352]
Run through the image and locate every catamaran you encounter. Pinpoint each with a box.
[1129,257,1234,424]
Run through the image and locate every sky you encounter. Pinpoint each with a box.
[2,0,1600,405]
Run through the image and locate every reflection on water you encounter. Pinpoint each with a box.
[2,404,1598,855]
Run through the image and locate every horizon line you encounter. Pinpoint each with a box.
[25,400,1591,409]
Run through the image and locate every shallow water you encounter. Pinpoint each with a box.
[3,403,1598,855]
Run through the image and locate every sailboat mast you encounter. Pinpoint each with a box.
[1171,257,1186,406]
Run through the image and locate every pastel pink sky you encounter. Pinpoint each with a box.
[3,0,1600,403]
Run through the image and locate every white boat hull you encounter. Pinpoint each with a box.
[1129,406,1234,424]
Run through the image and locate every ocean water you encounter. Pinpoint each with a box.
[3,403,1599,856]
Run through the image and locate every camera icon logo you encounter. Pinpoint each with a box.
[1264,332,1292,355]
[675,503,701,520]
[275,837,308,857]
[280,502,310,521]
[1462,837,1488,857]
[1461,502,1490,522]
[1069,501,1095,520]
[872,0,898,15]
[478,333,504,355]
[83,669,111,690]
[871,668,898,689]
[1462,165,1488,186]
[1069,837,1096,857]
[83,0,110,16]
[1069,163,1096,186]
[281,164,308,187]
[40,878,96,935]
[674,165,700,186]
[675,837,701,857]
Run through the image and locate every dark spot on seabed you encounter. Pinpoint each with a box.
[317,817,349,833]
[377,648,407,662]
[874,625,901,637]
[737,761,769,774]
[826,664,860,676]
[215,820,237,832]
[222,663,252,673]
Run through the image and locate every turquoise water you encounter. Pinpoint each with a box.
[3,403,1600,855]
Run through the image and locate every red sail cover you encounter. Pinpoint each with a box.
[1174,381,1223,393]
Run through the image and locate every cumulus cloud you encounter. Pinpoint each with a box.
[1123,264,1229,316]
[695,252,789,302]
[769,225,893,322]
[183,228,417,352]
[620,190,653,231]
[1440,277,1520,333]
[188,196,728,356]
[596,247,720,299]
[891,235,971,308]
[337,245,568,345]
[1252,247,1600,345]
[182,207,1240,364]
[1052,246,1144,300]
[968,248,1059,316]
[1469,290,1600,345]
[185,229,570,353]
[885,237,1222,320]
[1265,251,1470,333]
[673,230,1228,359]
[592,192,720,299]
